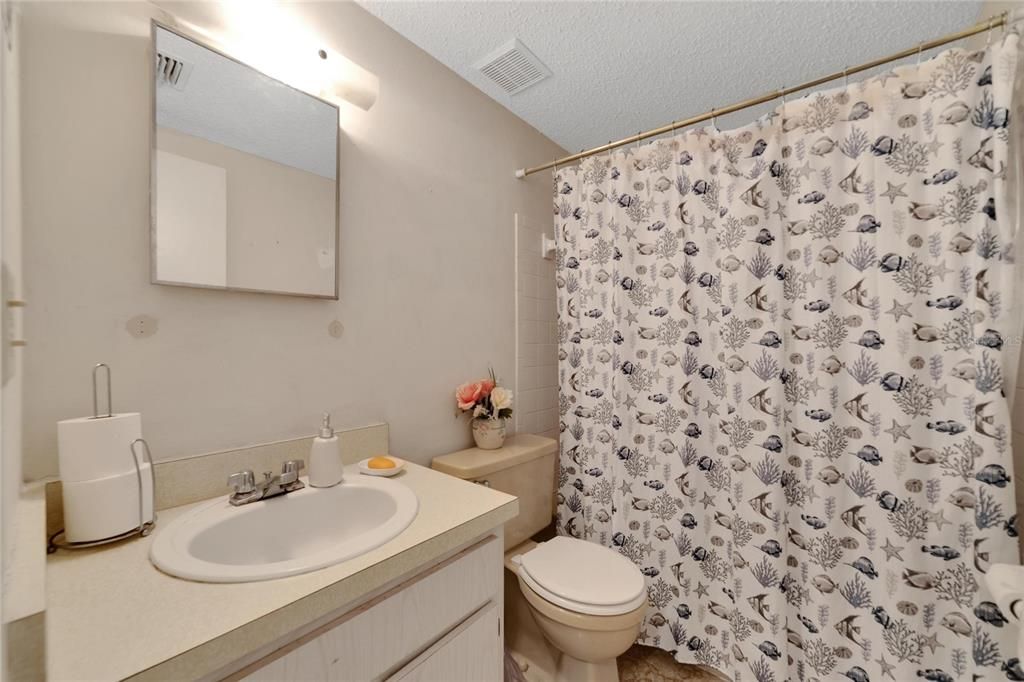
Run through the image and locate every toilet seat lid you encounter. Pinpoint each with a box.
[519,536,646,614]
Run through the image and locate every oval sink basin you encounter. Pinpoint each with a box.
[150,476,418,582]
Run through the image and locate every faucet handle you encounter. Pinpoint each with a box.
[281,459,305,485]
[228,470,256,494]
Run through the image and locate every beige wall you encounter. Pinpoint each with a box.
[156,126,336,296]
[19,1,564,479]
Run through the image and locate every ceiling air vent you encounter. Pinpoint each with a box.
[475,39,551,95]
[155,52,193,91]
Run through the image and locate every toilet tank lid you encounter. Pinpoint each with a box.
[431,434,557,479]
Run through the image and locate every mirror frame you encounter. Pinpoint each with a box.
[149,20,341,300]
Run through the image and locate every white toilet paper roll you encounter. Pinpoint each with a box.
[62,464,154,543]
[58,413,142,483]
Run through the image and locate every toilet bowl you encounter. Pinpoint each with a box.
[432,436,645,682]
[508,536,647,682]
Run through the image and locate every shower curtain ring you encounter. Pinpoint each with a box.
[988,17,996,46]
[916,42,924,66]
[843,67,849,89]
[710,108,718,132]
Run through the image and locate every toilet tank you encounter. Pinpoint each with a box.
[432,434,557,550]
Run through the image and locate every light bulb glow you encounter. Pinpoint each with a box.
[199,0,378,110]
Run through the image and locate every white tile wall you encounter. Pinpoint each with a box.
[515,214,559,441]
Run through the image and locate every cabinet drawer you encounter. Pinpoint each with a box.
[388,601,500,682]
[240,536,502,681]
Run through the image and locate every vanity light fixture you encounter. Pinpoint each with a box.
[181,0,379,111]
[313,45,378,111]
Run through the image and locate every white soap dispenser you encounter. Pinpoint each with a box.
[309,413,343,487]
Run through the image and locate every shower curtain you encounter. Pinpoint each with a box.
[555,35,1022,681]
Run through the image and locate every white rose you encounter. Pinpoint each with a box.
[491,386,513,412]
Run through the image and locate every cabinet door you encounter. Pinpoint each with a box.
[389,601,500,682]
[238,536,502,681]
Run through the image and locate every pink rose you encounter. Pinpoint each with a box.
[456,382,484,411]
[479,379,495,397]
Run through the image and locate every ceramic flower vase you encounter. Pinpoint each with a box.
[472,418,506,450]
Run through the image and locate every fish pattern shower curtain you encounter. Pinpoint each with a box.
[555,35,1021,682]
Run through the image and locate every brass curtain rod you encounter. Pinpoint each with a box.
[514,11,1013,179]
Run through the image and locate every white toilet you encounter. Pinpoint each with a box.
[433,435,646,682]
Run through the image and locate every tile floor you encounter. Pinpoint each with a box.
[617,645,724,682]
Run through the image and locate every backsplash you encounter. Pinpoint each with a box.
[45,423,389,536]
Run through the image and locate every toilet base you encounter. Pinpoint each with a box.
[505,568,559,681]
[504,549,643,682]
[555,652,619,682]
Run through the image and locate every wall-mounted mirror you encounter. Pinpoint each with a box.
[152,23,339,299]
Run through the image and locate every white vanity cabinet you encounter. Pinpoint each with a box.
[234,535,503,682]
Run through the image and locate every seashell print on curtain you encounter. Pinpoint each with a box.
[554,34,1023,681]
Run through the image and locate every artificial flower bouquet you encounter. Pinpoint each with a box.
[456,369,513,421]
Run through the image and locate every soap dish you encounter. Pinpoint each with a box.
[358,457,405,477]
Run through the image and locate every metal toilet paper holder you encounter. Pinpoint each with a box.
[48,364,157,553]
[47,439,158,553]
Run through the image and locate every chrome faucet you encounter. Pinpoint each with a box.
[227,460,305,506]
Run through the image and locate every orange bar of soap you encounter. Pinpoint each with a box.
[367,456,397,469]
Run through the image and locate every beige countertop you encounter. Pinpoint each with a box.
[46,462,517,681]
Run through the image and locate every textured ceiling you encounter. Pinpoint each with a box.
[359,1,984,153]
[156,27,337,178]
